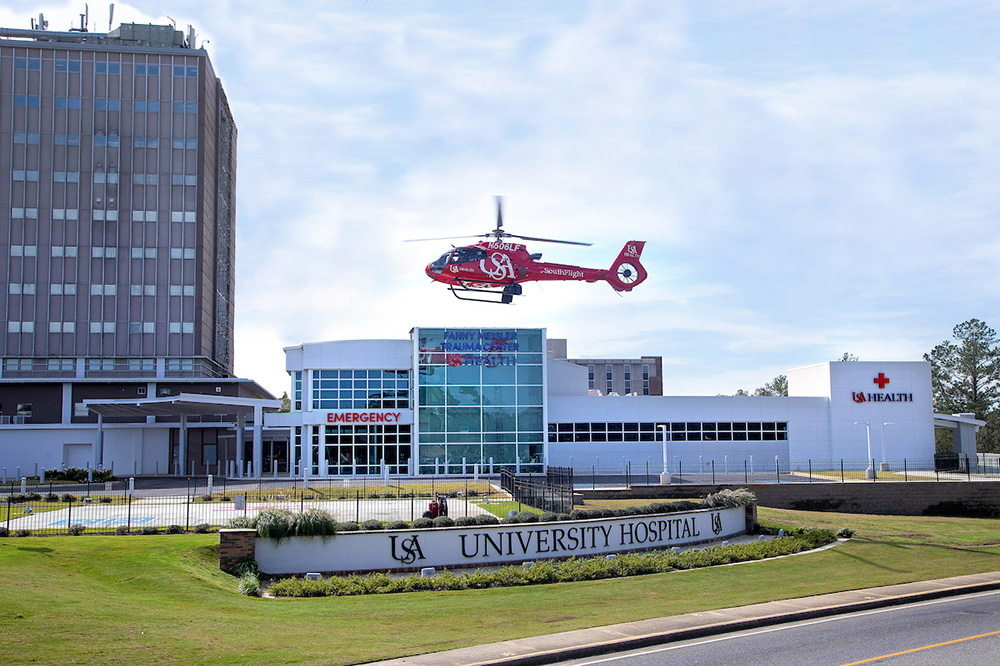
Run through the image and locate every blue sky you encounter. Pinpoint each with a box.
[5,1,999,397]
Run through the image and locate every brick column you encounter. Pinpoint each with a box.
[745,503,758,533]
[219,528,257,573]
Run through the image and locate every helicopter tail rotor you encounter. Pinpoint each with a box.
[605,241,647,292]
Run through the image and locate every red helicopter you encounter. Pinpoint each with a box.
[409,199,647,304]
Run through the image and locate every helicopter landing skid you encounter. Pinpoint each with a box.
[449,280,522,304]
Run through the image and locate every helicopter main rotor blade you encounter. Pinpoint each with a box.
[505,233,592,246]
[403,234,492,243]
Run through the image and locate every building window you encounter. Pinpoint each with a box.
[312,369,411,410]
[588,364,595,390]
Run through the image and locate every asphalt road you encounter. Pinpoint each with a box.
[552,589,1000,666]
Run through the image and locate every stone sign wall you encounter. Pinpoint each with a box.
[238,506,748,575]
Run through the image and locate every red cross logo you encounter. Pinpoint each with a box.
[873,373,890,389]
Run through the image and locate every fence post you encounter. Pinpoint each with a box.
[808,460,812,483]
[66,495,72,534]
[872,458,876,482]
[355,491,360,523]
[712,459,715,485]
[744,460,748,484]
[775,458,780,484]
[966,454,971,481]
[678,460,683,485]
[841,459,845,483]
[904,459,908,482]
[127,486,132,533]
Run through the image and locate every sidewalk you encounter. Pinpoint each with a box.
[366,570,1000,666]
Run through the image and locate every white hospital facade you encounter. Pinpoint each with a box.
[0,326,984,478]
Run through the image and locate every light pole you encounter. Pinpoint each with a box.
[658,424,670,485]
[879,422,893,471]
[854,421,875,479]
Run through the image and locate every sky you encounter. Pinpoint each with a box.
[4,1,999,398]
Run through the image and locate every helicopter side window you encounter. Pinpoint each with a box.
[470,248,487,261]
[450,248,472,264]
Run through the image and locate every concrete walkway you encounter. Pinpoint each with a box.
[366,570,1000,666]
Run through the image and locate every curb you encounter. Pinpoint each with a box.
[368,571,1000,666]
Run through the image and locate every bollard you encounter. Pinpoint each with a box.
[207,474,214,496]
[21,477,27,494]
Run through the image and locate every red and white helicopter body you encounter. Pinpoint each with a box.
[415,199,647,304]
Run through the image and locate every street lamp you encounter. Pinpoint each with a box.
[854,421,875,479]
[657,424,670,485]
[879,422,894,471]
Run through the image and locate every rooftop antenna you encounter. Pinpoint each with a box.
[187,25,196,48]
[31,13,48,30]
[108,3,114,31]
[166,15,176,29]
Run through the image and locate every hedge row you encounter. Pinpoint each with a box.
[267,528,836,597]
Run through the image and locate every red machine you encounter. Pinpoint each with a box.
[410,199,647,304]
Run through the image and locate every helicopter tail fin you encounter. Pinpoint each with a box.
[605,241,647,292]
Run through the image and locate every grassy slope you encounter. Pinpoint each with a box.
[1,509,999,665]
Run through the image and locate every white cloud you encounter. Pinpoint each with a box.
[4,1,997,397]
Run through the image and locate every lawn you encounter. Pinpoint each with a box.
[1,509,999,665]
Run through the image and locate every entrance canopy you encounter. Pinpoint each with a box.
[84,393,282,476]
[934,412,986,470]
[84,393,281,419]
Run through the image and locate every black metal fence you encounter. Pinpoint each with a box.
[1,475,504,535]
[500,468,574,515]
[572,456,1000,487]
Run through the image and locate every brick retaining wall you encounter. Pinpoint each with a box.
[581,482,1000,517]
[219,528,257,572]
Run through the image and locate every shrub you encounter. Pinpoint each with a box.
[433,516,455,528]
[68,524,85,536]
[703,488,756,508]
[61,493,76,503]
[539,512,559,522]
[467,489,479,497]
[421,510,434,519]
[140,526,159,535]
[337,521,360,532]
[15,529,31,537]
[25,492,41,501]
[514,511,539,523]
[454,516,478,527]
[115,525,129,535]
[475,514,500,525]
[360,519,384,531]
[837,527,855,539]
[193,523,211,534]
[0,526,9,537]
[219,495,233,502]
[238,572,261,597]
[232,558,259,577]
[44,492,59,502]
[386,520,410,530]
[227,516,255,529]
[292,509,337,538]
[165,524,184,534]
[200,494,214,502]
[6,494,26,504]
[411,517,433,529]
[256,509,294,541]
[557,513,573,521]
[98,496,114,504]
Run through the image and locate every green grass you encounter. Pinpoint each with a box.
[1,510,999,665]
[475,500,546,518]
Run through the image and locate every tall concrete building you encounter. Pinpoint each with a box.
[1,21,236,380]
[0,20,277,476]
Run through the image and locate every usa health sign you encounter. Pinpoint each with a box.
[254,506,748,575]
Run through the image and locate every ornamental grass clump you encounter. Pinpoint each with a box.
[292,509,337,538]
[702,488,756,508]
[255,509,294,541]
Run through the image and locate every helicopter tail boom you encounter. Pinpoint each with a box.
[605,241,647,292]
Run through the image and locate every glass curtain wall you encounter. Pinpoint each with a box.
[415,328,545,475]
